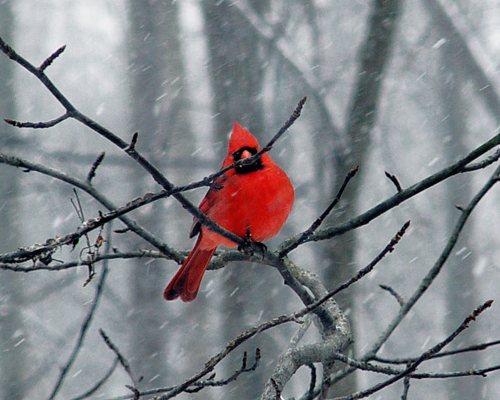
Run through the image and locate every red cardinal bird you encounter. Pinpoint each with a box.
[164,122,294,302]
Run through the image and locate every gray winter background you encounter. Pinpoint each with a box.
[1,0,500,399]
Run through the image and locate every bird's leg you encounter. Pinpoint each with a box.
[238,228,267,258]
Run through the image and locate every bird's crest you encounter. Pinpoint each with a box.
[229,121,260,153]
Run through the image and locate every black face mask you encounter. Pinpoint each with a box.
[233,146,264,174]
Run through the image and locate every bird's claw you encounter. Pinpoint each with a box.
[238,240,254,256]
[238,230,267,258]
[253,241,267,258]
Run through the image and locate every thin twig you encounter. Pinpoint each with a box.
[379,284,405,306]
[4,112,70,128]
[461,148,500,172]
[71,189,103,285]
[385,171,403,192]
[0,250,166,272]
[189,349,261,390]
[0,153,183,264]
[261,96,306,151]
[401,377,410,400]
[125,132,139,152]
[99,329,137,388]
[325,221,410,298]
[280,166,359,256]
[46,232,111,400]
[104,350,261,399]
[373,339,500,364]
[87,152,106,183]
[280,129,500,253]
[317,350,500,380]
[39,44,66,71]
[326,162,500,390]
[70,358,119,400]
[332,300,493,400]
[366,163,500,359]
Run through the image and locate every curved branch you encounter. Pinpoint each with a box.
[367,164,500,358]
[280,137,500,254]
[0,250,167,272]
[327,162,500,389]
[4,112,70,128]
[0,38,308,272]
[0,153,182,264]
[46,232,111,400]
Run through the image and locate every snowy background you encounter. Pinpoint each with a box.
[2,0,500,399]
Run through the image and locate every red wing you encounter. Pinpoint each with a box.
[189,174,227,238]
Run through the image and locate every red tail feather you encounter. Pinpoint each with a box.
[164,235,217,302]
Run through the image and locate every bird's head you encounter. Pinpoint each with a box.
[224,121,266,173]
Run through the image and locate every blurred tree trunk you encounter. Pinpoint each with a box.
[322,0,402,397]
[438,20,482,400]
[126,0,189,388]
[0,2,27,399]
[201,1,269,398]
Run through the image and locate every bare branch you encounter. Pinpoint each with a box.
[326,221,410,298]
[401,377,410,400]
[314,350,500,381]
[280,130,500,252]
[366,163,500,359]
[326,162,500,388]
[0,153,183,264]
[70,358,119,400]
[261,96,306,152]
[46,243,110,400]
[461,148,500,172]
[374,339,500,365]
[332,301,493,400]
[99,329,137,388]
[124,132,138,153]
[4,112,70,128]
[384,171,403,192]
[39,44,66,71]
[280,166,359,256]
[0,250,166,273]
[86,152,106,184]
[104,350,260,399]
[379,284,405,307]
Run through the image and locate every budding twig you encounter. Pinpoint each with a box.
[86,152,106,184]
[39,44,66,71]
[385,170,402,192]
